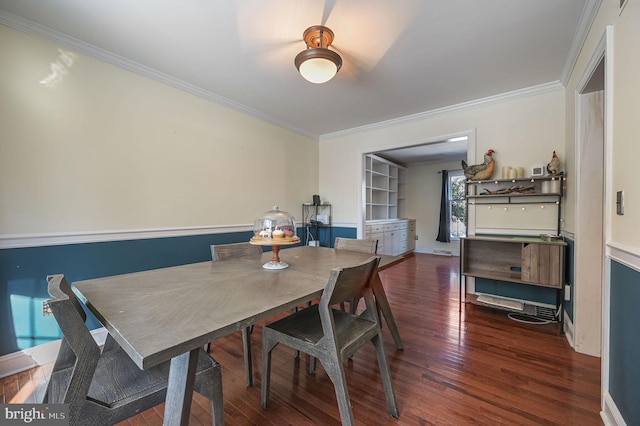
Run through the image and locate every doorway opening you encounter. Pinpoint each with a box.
[359,131,475,255]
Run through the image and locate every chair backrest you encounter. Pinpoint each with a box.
[211,242,262,261]
[334,237,378,254]
[321,256,381,309]
[46,275,101,405]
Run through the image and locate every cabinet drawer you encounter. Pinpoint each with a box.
[367,224,384,233]
[366,232,383,241]
[384,223,400,232]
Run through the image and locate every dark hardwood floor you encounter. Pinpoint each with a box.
[1,253,602,425]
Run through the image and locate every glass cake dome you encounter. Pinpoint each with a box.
[251,206,299,270]
[253,206,297,241]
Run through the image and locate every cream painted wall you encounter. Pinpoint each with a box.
[564,0,640,248]
[0,26,318,236]
[609,3,640,247]
[406,160,463,254]
[319,89,565,229]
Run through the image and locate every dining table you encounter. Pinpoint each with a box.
[72,245,404,425]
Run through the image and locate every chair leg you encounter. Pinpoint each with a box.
[372,333,399,418]
[349,297,359,315]
[309,355,316,374]
[291,307,300,358]
[242,327,253,387]
[323,359,355,426]
[261,333,279,410]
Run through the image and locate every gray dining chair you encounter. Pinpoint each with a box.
[334,237,378,255]
[209,242,262,387]
[44,275,224,425]
[334,237,378,314]
[260,256,399,426]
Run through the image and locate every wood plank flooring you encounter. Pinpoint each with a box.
[1,253,602,425]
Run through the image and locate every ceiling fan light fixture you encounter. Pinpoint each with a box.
[295,25,342,84]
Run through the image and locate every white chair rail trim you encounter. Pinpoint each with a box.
[0,225,253,249]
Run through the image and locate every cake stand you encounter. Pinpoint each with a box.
[249,236,300,269]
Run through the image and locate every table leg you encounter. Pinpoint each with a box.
[165,349,199,426]
[371,273,403,350]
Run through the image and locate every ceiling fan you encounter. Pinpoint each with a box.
[234,0,419,82]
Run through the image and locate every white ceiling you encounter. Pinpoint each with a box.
[374,138,469,166]
[0,0,598,144]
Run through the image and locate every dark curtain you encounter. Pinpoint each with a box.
[436,170,451,242]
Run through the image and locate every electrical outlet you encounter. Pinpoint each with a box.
[415,235,418,240]
[564,285,571,301]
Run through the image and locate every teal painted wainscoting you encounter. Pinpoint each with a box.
[609,260,640,425]
[0,226,357,357]
[474,278,559,306]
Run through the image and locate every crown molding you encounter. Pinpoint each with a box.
[320,81,564,141]
[560,0,603,85]
[0,5,598,143]
[0,11,316,140]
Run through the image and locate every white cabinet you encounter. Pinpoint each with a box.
[365,223,385,254]
[365,154,406,220]
[365,219,415,256]
[384,222,401,256]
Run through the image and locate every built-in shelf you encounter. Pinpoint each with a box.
[365,154,406,221]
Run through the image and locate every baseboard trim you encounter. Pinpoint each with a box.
[601,391,627,426]
[414,248,461,256]
[563,312,575,348]
[0,328,108,379]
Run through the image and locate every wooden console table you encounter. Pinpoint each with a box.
[459,236,566,326]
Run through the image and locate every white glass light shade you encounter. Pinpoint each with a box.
[294,26,342,84]
[299,57,338,84]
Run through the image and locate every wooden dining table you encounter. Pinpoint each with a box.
[72,245,404,425]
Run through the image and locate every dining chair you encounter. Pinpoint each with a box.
[211,241,262,262]
[334,237,378,314]
[334,237,378,255]
[43,275,224,426]
[260,256,399,426]
[209,242,262,387]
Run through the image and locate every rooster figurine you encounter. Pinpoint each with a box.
[546,151,561,176]
[462,149,496,180]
